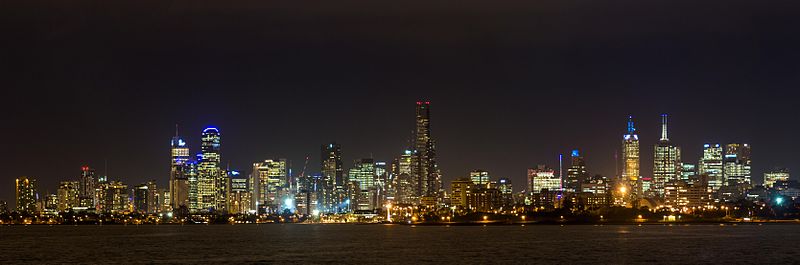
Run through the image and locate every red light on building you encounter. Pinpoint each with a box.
[81,166,89,171]
[416,101,422,105]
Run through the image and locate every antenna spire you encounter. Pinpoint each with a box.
[626,115,636,135]
[660,114,669,141]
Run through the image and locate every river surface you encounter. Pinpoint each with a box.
[1,224,798,264]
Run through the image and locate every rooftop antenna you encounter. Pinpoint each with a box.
[660,114,669,142]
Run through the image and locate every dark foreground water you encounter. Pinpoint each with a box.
[1,224,799,264]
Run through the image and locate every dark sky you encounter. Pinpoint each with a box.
[2,0,799,203]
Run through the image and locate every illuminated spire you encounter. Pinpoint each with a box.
[660,114,669,141]
[626,115,636,135]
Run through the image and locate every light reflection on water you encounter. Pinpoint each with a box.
[0,224,797,264]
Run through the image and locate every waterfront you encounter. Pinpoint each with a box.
[1,224,798,264]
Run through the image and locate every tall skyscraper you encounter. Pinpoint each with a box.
[699,144,724,191]
[621,116,641,201]
[566,150,587,193]
[57,181,79,212]
[469,170,490,187]
[229,170,251,214]
[198,127,223,212]
[653,114,681,197]
[392,149,417,205]
[527,165,560,194]
[349,158,376,211]
[78,166,96,207]
[723,143,751,186]
[170,127,191,211]
[133,183,150,213]
[413,101,441,200]
[15,176,37,213]
[251,159,288,213]
[321,143,344,212]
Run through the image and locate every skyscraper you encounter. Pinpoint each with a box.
[198,127,223,212]
[527,165,560,194]
[723,143,751,186]
[321,143,343,212]
[57,181,79,212]
[622,116,640,201]
[653,114,681,197]
[764,168,790,189]
[15,176,37,213]
[349,158,376,211]
[413,101,441,200]
[469,170,490,187]
[78,166,96,207]
[392,149,417,205]
[566,150,587,193]
[699,144,724,191]
[170,128,191,211]
[251,159,288,213]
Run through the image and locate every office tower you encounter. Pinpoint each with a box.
[15,177,37,213]
[681,163,697,183]
[321,142,344,211]
[449,178,474,209]
[527,165,560,194]
[78,166,96,207]
[470,170,490,187]
[566,150,587,193]
[764,168,790,189]
[198,127,223,212]
[497,178,514,207]
[229,170,251,214]
[187,159,199,212]
[146,180,158,214]
[392,150,417,205]
[103,181,128,213]
[133,183,149,213]
[349,158,376,211]
[622,116,641,201]
[653,114,681,198]
[723,143,752,186]
[699,144,724,191]
[56,181,79,212]
[251,159,288,213]
[413,101,442,199]
[170,128,191,211]
[374,161,388,210]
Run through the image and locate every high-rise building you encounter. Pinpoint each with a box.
[78,166,96,208]
[723,143,751,186]
[449,178,474,210]
[198,127,223,212]
[392,150,417,205]
[699,144,724,191]
[133,183,150,213]
[15,177,37,213]
[229,170,251,214]
[566,150,587,193]
[764,168,790,189]
[349,159,377,211]
[321,143,344,212]
[497,178,514,207]
[622,116,641,201]
[469,170,490,187]
[681,163,697,183]
[170,128,191,211]
[413,101,442,200]
[653,114,681,198]
[527,165,560,194]
[251,159,288,213]
[57,181,79,212]
[146,180,158,214]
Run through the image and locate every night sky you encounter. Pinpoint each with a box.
[2,0,799,203]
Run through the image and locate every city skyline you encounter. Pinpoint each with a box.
[1,106,777,207]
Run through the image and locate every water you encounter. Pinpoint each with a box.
[1,224,798,264]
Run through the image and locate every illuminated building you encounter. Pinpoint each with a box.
[349,159,377,211]
[99,180,128,213]
[229,171,251,214]
[497,178,513,207]
[578,175,611,209]
[566,150,587,193]
[764,168,790,189]
[15,176,37,213]
[146,180,158,214]
[44,194,58,215]
[698,144,724,191]
[78,166,96,207]
[723,143,751,186]
[321,142,344,212]
[374,161,388,210]
[392,150,417,205]
[653,114,681,198]
[198,127,223,212]
[527,165,560,194]
[251,159,288,213]
[621,115,641,202]
[470,170,490,187]
[449,178,473,209]
[169,127,191,211]
[57,181,79,212]
[413,101,442,199]
[133,183,150,213]
[466,187,502,212]
[680,163,696,183]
